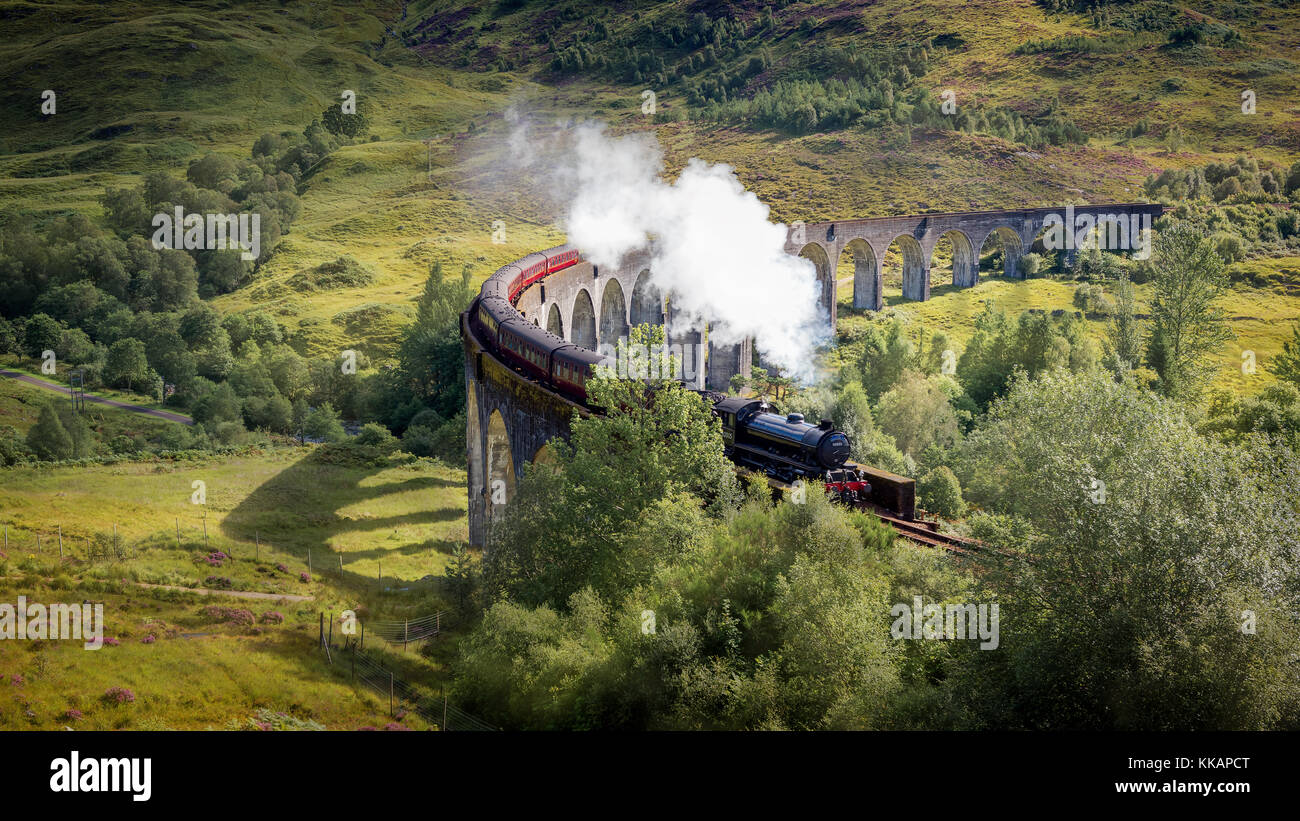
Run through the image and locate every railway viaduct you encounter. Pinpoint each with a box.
[788,202,1164,325]
[463,202,1163,547]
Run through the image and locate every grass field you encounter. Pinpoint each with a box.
[0,446,468,729]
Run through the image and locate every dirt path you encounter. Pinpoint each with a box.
[132,581,313,602]
[0,368,194,425]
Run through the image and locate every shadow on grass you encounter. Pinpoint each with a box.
[220,449,465,593]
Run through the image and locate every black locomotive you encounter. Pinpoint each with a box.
[711,395,851,483]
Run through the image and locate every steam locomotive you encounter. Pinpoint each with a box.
[710,395,871,504]
[469,244,871,503]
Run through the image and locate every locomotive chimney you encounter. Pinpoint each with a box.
[819,418,833,430]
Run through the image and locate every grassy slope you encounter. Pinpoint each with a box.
[3,1,1298,361]
[0,446,466,729]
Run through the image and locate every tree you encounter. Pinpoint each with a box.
[291,398,309,444]
[1271,321,1300,388]
[445,544,479,613]
[954,369,1300,729]
[732,364,794,402]
[23,313,62,358]
[57,404,96,458]
[387,262,475,425]
[26,404,73,461]
[103,338,153,391]
[485,339,740,608]
[1108,275,1143,368]
[857,318,916,401]
[303,402,346,442]
[321,102,369,138]
[875,370,960,457]
[917,466,967,519]
[1145,222,1232,399]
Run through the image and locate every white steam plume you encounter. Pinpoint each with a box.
[521,121,830,381]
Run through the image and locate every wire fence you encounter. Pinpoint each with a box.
[363,612,446,647]
[318,611,496,731]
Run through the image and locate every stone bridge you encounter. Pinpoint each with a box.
[463,202,1163,546]
[787,202,1164,325]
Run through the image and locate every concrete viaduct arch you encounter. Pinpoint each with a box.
[466,203,1161,546]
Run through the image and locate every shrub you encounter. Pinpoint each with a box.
[918,466,968,519]
[1017,252,1043,278]
[259,610,284,624]
[103,686,135,705]
[199,605,255,627]
[240,708,325,731]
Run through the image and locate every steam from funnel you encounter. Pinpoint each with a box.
[515,119,830,382]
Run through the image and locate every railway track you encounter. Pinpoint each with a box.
[868,508,982,555]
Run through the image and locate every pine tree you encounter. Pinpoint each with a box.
[27,403,73,461]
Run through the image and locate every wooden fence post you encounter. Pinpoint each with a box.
[389,672,394,718]
[58,525,63,559]
[307,548,312,576]
[403,619,408,652]
[176,518,181,548]
[255,532,259,562]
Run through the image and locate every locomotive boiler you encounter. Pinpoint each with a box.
[711,396,851,483]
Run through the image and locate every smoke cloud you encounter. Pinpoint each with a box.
[513,119,830,381]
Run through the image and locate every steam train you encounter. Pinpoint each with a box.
[471,245,610,401]
[469,244,873,505]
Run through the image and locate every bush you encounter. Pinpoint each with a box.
[917,466,967,519]
[1017,253,1043,278]
[103,686,135,705]
[1213,233,1245,263]
[198,605,255,627]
